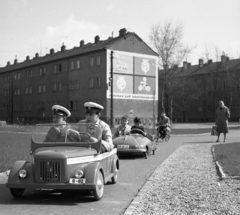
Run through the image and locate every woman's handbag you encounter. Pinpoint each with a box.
[211,126,218,136]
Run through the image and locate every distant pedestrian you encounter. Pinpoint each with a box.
[215,101,230,142]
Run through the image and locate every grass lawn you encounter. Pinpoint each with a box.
[213,142,240,177]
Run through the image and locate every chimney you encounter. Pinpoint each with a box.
[26,56,30,61]
[199,59,204,68]
[119,28,127,37]
[173,64,178,69]
[188,63,191,67]
[14,59,18,64]
[183,61,188,69]
[94,35,100,43]
[221,53,227,64]
[208,59,212,64]
[6,61,10,66]
[50,48,55,55]
[80,40,85,47]
[61,44,66,52]
[35,53,39,58]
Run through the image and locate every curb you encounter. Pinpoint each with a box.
[211,146,240,180]
[0,170,10,184]
[123,179,153,215]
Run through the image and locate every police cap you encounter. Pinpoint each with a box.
[84,102,104,114]
[52,105,71,117]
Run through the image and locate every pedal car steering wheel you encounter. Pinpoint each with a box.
[130,129,146,136]
[79,132,98,142]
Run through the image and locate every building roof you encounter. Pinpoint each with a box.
[159,57,240,79]
[0,28,158,73]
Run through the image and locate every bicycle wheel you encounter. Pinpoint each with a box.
[165,134,170,142]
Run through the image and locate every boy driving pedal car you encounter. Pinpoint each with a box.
[45,105,81,142]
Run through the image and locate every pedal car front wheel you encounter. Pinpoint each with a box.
[92,170,104,201]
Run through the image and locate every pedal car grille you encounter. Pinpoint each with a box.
[40,160,61,183]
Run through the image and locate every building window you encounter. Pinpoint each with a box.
[96,77,101,88]
[29,87,32,94]
[75,100,79,109]
[25,87,29,95]
[38,85,42,93]
[26,70,32,78]
[70,101,74,110]
[43,67,46,75]
[70,81,74,90]
[58,82,62,91]
[75,80,80,89]
[4,75,9,82]
[42,85,46,93]
[71,61,75,70]
[59,64,62,72]
[13,73,17,80]
[207,91,211,97]
[90,57,94,67]
[89,78,94,88]
[54,65,57,73]
[53,83,57,91]
[76,60,80,69]
[4,89,9,97]
[17,73,20,80]
[39,68,42,76]
[96,56,101,66]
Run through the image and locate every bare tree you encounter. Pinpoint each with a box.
[149,21,194,118]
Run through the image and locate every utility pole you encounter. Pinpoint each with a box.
[110,51,114,128]
[11,72,14,124]
[152,90,155,134]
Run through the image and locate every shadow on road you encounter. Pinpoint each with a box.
[0,184,107,205]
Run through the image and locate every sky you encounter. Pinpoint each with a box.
[0,0,240,67]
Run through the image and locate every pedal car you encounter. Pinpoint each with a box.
[113,129,157,159]
[6,123,119,201]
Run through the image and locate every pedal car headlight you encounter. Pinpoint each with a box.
[134,144,139,149]
[75,169,84,179]
[19,169,27,178]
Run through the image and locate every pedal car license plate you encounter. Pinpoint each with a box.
[69,178,86,184]
[117,145,129,148]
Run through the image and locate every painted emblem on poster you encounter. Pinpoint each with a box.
[117,76,127,91]
[115,61,128,73]
[141,59,150,74]
[138,77,151,92]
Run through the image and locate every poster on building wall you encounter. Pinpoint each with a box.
[107,50,158,100]
[134,57,156,76]
[134,76,155,95]
[113,74,133,94]
[113,53,133,74]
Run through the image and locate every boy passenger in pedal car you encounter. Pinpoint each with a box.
[44,105,81,142]
[78,102,114,153]
[113,115,131,138]
[131,117,154,141]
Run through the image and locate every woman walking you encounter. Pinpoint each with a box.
[216,101,230,142]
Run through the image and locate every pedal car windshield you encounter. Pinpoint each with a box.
[32,123,101,144]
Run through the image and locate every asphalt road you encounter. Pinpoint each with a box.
[1,128,239,215]
[0,134,187,215]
